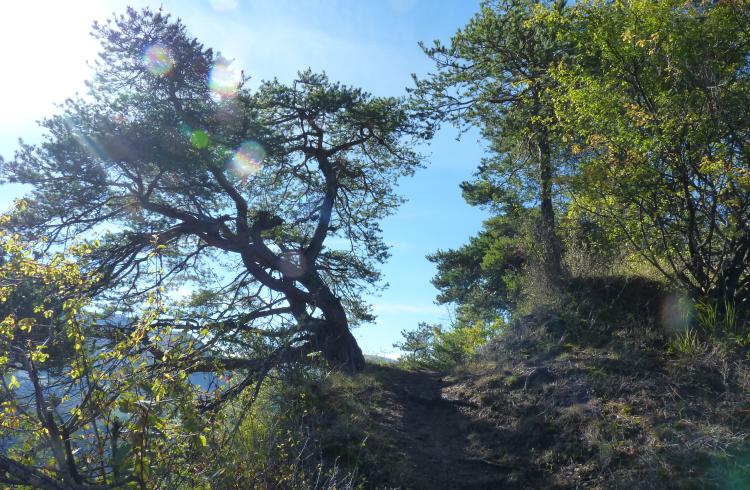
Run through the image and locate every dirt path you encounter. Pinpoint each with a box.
[363,366,517,489]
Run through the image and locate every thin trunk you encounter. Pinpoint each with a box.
[537,128,563,286]
[712,235,750,305]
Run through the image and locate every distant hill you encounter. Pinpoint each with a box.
[364,354,398,365]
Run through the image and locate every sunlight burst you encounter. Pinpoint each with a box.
[209,60,241,97]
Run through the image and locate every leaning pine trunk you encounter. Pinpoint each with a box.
[302,275,366,372]
[319,315,366,373]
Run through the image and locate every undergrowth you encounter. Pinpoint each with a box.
[192,366,366,489]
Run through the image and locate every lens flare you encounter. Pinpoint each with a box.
[209,60,241,97]
[142,44,175,76]
[177,122,211,149]
[278,251,307,279]
[229,141,266,177]
[660,294,695,333]
[190,130,210,149]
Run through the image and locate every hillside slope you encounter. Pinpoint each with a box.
[318,306,750,488]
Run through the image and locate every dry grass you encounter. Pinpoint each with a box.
[310,278,750,488]
[442,304,750,488]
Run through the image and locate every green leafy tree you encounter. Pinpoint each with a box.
[2,8,421,373]
[0,217,355,490]
[0,237,75,368]
[412,0,572,286]
[0,219,198,488]
[551,0,750,310]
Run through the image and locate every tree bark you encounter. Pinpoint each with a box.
[301,274,366,372]
[0,456,68,490]
[537,128,564,286]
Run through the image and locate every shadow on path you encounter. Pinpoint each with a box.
[363,365,526,489]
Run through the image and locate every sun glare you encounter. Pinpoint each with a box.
[209,59,242,97]
[0,1,107,133]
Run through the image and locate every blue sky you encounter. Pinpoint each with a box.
[0,0,488,358]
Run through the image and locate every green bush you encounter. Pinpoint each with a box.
[669,327,704,356]
[395,318,505,370]
[694,299,750,349]
[198,368,364,489]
